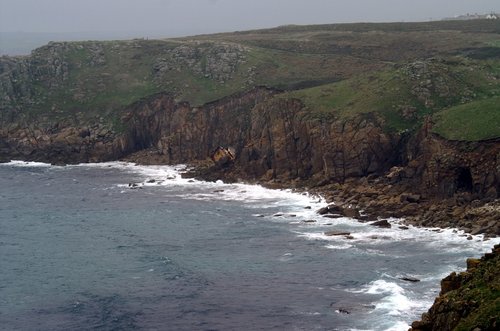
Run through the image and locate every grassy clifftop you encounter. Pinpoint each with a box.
[1,20,500,140]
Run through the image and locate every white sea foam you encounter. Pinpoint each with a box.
[324,243,353,250]
[2,160,56,167]
[385,321,411,331]
[296,216,500,255]
[94,162,328,212]
[364,280,413,315]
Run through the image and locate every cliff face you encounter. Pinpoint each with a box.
[120,87,401,182]
[400,123,500,199]
[1,87,498,203]
[0,87,399,181]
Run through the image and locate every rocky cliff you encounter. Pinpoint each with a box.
[410,245,500,331]
[2,85,498,204]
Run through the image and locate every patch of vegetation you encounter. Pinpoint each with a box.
[432,96,500,141]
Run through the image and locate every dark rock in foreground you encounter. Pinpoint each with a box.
[410,245,500,331]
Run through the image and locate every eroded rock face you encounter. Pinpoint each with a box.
[401,119,500,199]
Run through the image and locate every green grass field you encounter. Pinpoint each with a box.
[432,97,500,141]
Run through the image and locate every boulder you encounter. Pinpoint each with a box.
[211,146,235,167]
[341,207,361,219]
[370,219,391,228]
[317,204,343,215]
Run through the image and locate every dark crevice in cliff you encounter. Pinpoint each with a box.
[456,167,473,193]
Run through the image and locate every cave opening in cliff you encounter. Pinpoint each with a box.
[456,167,473,192]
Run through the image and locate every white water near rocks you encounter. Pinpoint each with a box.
[1,161,498,330]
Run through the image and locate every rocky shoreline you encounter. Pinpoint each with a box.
[310,177,500,239]
[180,158,500,239]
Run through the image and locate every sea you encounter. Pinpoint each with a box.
[0,161,498,331]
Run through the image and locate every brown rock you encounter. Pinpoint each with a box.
[341,207,361,219]
[466,258,480,270]
[440,272,462,295]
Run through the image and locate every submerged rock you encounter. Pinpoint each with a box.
[324,231,351,237]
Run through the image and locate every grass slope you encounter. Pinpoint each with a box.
[282,58,500,138]
[2,20,500,140]
[432,97,500,141]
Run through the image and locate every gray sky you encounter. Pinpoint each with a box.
[1,0,499,35]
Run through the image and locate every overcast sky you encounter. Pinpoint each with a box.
[1,0,499,36]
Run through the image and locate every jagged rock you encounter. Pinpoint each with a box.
[466,258,481,270]
[212,146,235,167]
[440,272,464,296]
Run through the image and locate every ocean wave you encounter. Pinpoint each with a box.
[104,162,328,212]
[1,160,57,167]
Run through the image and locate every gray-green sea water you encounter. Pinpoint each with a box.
[1,161,497,331]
